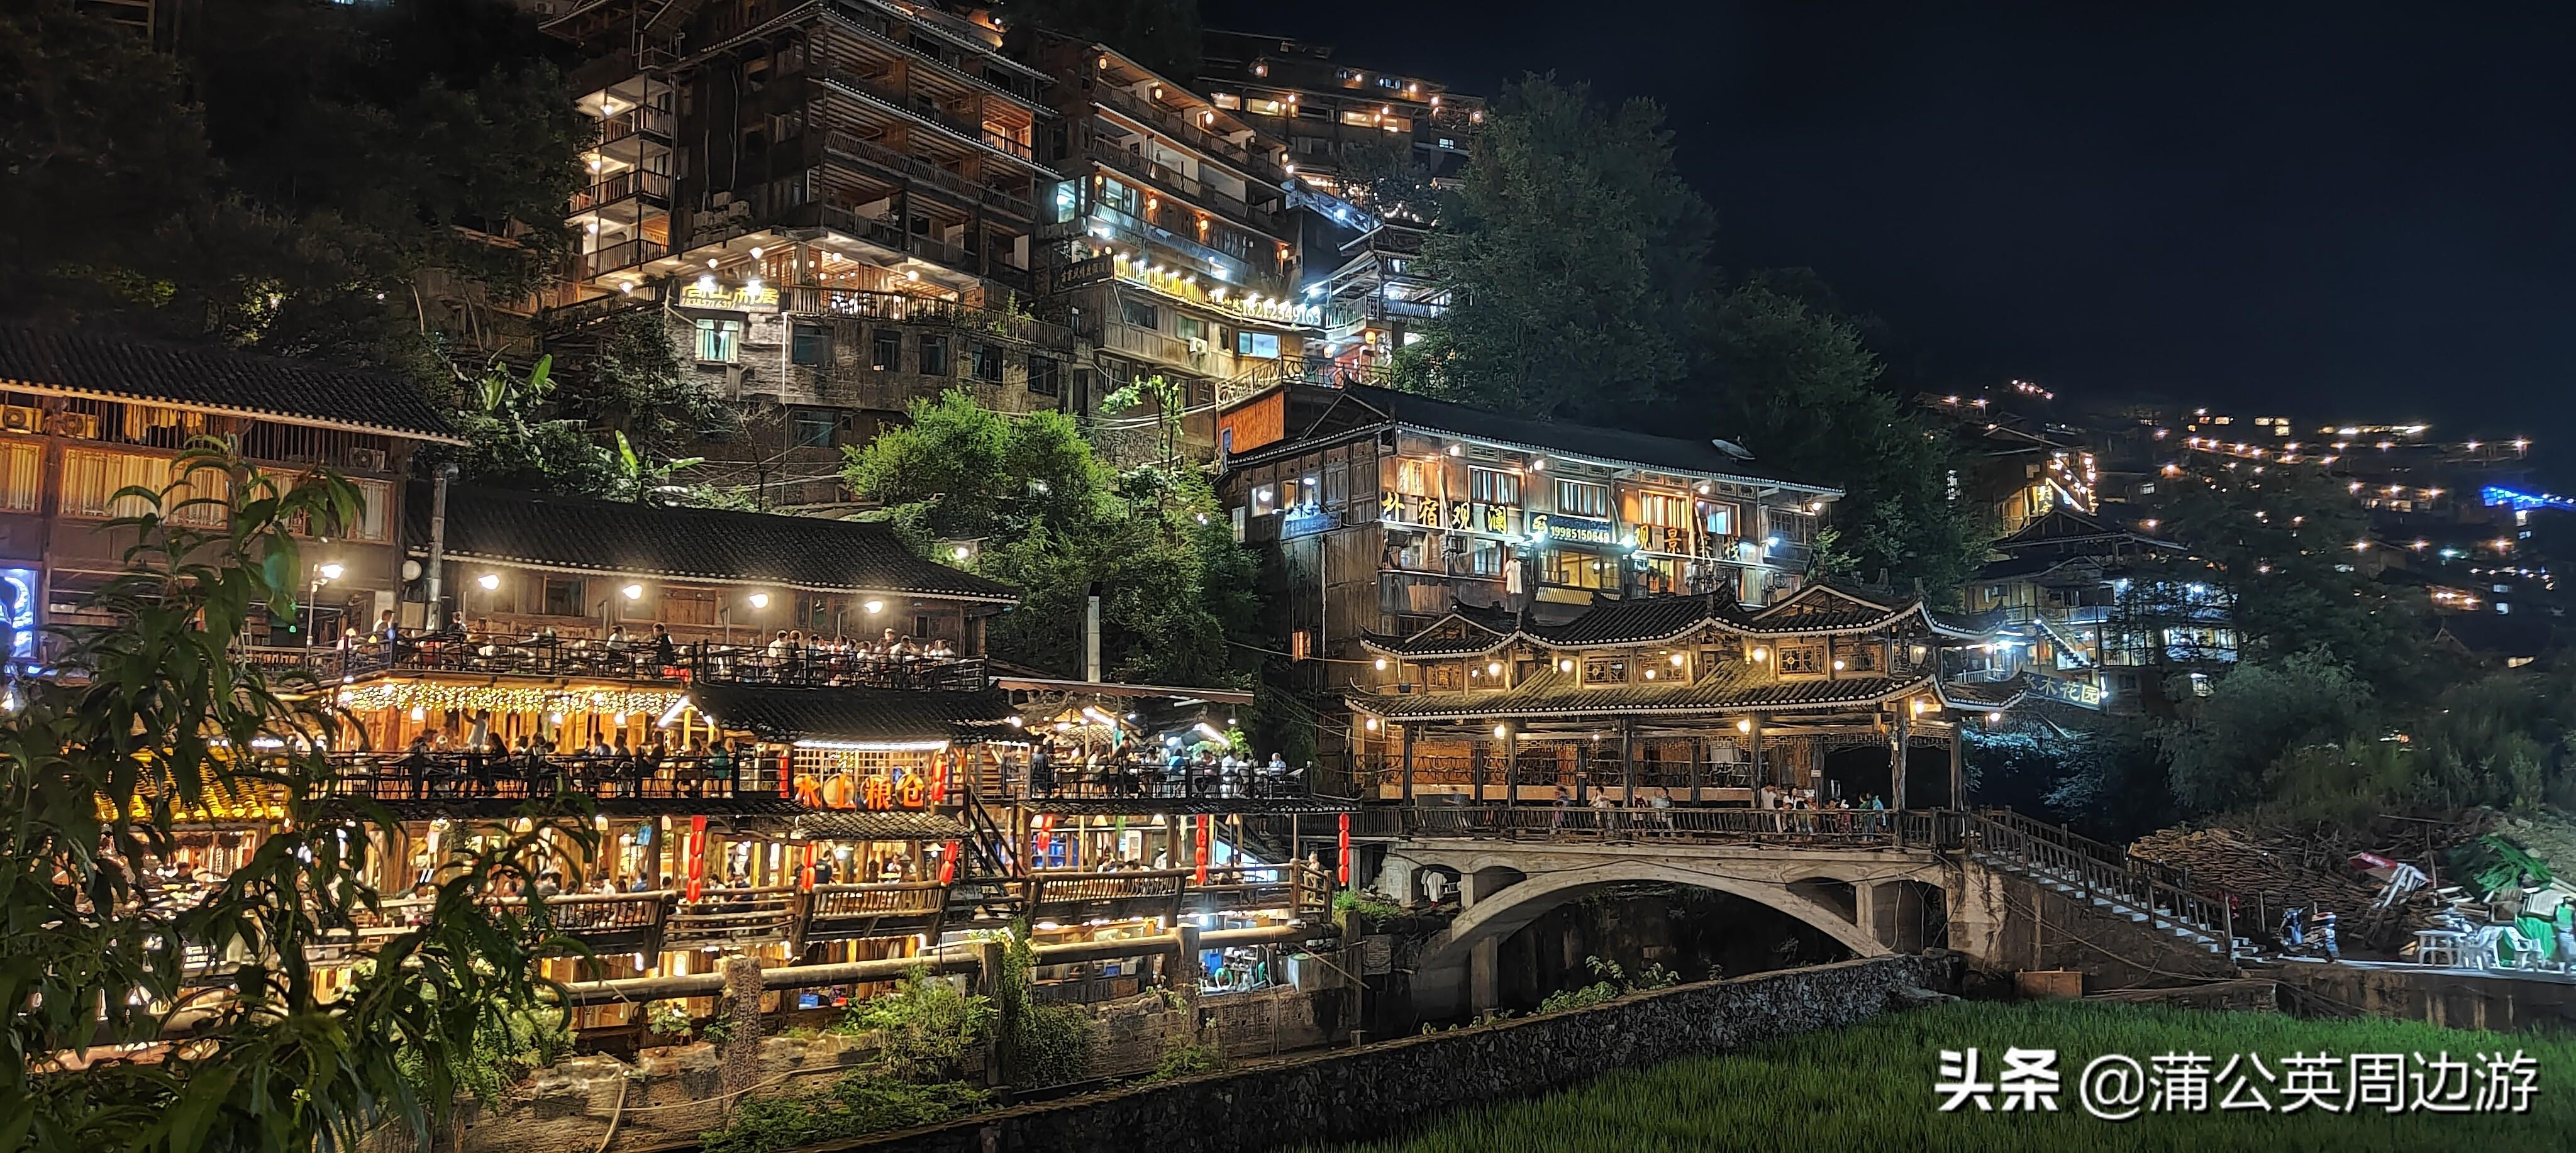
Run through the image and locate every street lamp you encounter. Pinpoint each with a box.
[721,590,771,644]
[305,562,345,648]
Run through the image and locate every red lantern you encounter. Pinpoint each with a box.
[937,841,960,884]
[1337,812,1352,886]
[1194,814,1212,885]
[777,748,794,797]
[685,814,709,902]
[799,842,816,892]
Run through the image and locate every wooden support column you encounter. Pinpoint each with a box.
[1620,718,1636,807]
[1750,713,1766,788]
[1689,736,1703,804]
[1501,727,1517,807]
[1399,723,1416,803]
[1948,725,1964,810]
[1470,730,1484,804]
[1891,706,1912,811]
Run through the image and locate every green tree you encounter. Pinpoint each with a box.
[1396,75,1714,423]
[2414,670,2576,811]
[546,311,742,465]
[0,444,588,1150]
[2143,458,2433,692]
[845,392,1255,687]
[1688,283,1992,592]
[2160,650,2372,814]
[2,0,586,383]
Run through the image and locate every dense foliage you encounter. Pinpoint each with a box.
[2,0,586,381]
[1394,76,1989,592]
[994,924,1094,1087]
[844,391,1257,687]
[0,446,587,1151]
[846,966,996,1083]
[699,1077,987,1153]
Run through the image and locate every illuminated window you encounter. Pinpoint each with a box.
[1637,491,1690,529]
[692,317,742,363]
[1468,467,1520,506]
[0,441,40,512]
[1555,479,1608,517]
[60,449,227,527]
[1467,538,1504,576]
[1701,502,1736,536]
[1547,548,1610,589]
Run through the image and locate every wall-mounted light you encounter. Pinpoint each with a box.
[747,593,770,609]
[864,599,886,614]
[476,572,502,590]
[622,583,645,601]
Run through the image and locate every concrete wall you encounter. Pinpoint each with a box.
[1943,856,2237,990]
[820,953,1965,1153]
[2273,961,2576,1033]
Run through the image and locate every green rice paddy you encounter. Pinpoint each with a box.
[1314,1000,2576,1152]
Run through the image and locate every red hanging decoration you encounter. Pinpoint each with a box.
[799,841,817,892]
[1194,814,1212,884]
[1337,812,1352,886]
[685,814,709,902]
[937,840,960,884]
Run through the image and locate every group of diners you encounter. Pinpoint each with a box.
[347,725,764,800]
[1023,742,1311,800]
[333,613,968,687]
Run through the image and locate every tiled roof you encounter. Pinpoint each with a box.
[1363,587,1990,658]
[1037,795,1363,815]
[690,684,1019,743]
[0,326,459,442]
[1353,663,1936,722]
[791,810,971,840]
[1995,509,2184,554]
[1332,384,1838,492]
[411,485,1020,602]
[1533,595,1740,646]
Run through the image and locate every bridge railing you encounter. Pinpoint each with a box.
[1953,810,2237,949]
[1354,803,1945,847]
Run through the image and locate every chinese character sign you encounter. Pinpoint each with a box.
[1935,1047,2538,1120]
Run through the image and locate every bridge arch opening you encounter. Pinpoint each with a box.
[1409,861,1894,1021]
[1474,882,1856,1016]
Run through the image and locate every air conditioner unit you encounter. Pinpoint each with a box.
[1186,336,1208,355]
[0,406,35,434]
[346,448,388,473]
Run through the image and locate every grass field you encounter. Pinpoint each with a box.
[1311,1000,2576,1152]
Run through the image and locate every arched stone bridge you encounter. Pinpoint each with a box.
[1375,838,1962,1016]
[1352,807,2243,1018]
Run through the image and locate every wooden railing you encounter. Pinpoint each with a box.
[1956,808,2238,950]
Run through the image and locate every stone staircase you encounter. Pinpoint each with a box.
[1957,809,2251,960]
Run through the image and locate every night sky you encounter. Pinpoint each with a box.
[1203,1,2576,475]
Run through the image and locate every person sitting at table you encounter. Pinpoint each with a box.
[651,623,677,670]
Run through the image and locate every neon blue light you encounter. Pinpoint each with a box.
[2482,485,2576,512]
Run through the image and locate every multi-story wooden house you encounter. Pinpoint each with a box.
[540,0,1082,507]
[1028,35,1313,453]
[0,327,462,649]
[1214,383,1845,665]
[1348,583,2001,809]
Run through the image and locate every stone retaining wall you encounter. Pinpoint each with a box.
[815,952,1965,1153]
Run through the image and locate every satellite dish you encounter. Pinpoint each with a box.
[401,560,423,582]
